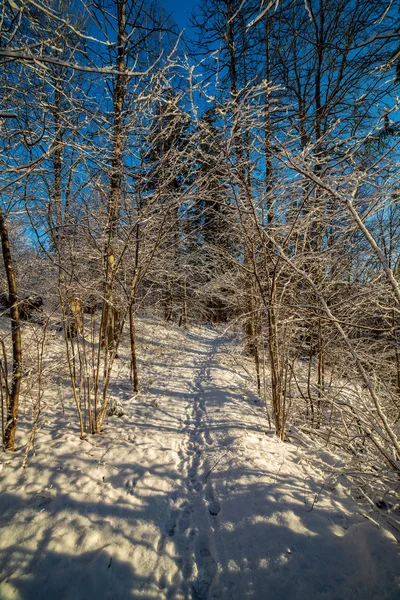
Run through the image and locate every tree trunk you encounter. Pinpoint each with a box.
[129,299,139,393]
[104,0,127,350]
[0,208,22,451]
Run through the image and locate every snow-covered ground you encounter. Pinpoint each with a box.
[0,318,399,599]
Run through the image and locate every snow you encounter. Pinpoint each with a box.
[0,318,399,599]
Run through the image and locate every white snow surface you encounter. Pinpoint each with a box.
[0,319,399,600]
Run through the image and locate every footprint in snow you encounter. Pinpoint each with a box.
[165,510,179,536]
[158,574,167,590]
[188,466,198,479]
[125,479,138,495]
[178,503,193,533]
[157,535,166,555]
[205,431,213,445]
[208,501,220,517]
[191,538,217,600]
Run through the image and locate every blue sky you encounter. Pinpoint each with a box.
[162,0,199,32]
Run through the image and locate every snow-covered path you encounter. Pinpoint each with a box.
[0,323,399,599]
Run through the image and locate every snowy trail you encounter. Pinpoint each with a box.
[0,322,399,599]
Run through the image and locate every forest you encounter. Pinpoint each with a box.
[0,0,400,598]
